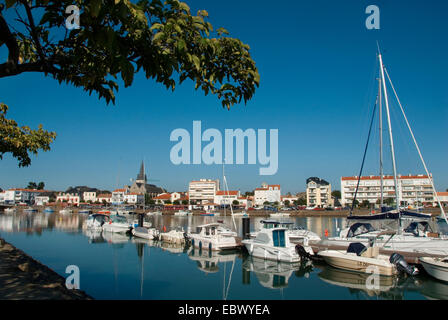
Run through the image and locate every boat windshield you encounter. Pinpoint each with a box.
[111,215,128,223]
[347,223,376,237]
[404,221,433,236]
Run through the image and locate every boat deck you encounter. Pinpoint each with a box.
[310,241,446,264]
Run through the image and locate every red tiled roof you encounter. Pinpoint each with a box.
[97,194,112,198]
[216,190,239,196]
[437,192,448,196]
[154,193,171,200]
[113,189,127,192]
[8,188,48,193]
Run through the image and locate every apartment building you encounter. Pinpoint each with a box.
[214,190,240,205]
[254,183,281,206]
[306,177,333,208]
[340,174,435,206]
[188,179,220,204]
[83,191,97,203]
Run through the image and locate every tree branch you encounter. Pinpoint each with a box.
[0,5,20,66]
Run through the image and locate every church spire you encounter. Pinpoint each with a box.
[136,160,147,182]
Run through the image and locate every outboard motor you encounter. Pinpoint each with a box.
[295,244,312,261]
[389,253,419,276]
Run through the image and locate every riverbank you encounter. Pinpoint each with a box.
[0,237,92,300]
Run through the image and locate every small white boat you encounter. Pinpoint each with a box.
[242,226,313,263]
[83,213,110,230]
[43,207,54,213]
[102,215,132,233]
[188,223,239,251]
[59,208,73,214]
[146,210,163,216]
[419,257,448,282]
[232,211,248,217]
[78,209,91,214]
[131,219,151,228]
[132,226,160,240]
[318,244,398,276]
[4,207,16,214]
[161,228,187,244]
[269,212,290,218]
[174,210,192,216]
[251,220,321,242]
[24,207,37,213]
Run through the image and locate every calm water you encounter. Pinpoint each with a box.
[0,212,447,300]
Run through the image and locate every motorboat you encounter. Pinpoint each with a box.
[318,242,398,276]
[4,207,16,214]
[251,220,321,242]
[83,213,110,230]
[232,211,248,217]
[200,212,215,217]
[242,225,314,263]
[78,209,92,214]
[324,221,448,256]
[131,219,151,228]
[419,257,448,282]
[43,207,54,213]
[59,208,73,215]
[23,207,37,213]
[174,210,192,216]
[146,210,163,216]
[188,223,239,251]
[269,212,290,218]
[102,215,132,233]
[132,226,160,240]
[160,227,187,244]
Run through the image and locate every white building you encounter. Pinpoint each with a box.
[306,177,333,208]
[341,174,435,207]
[112,188,128,205]
[281,195,298,206]
[3,189,46,204]
[437,192,448,206]
[188,179,220,204]
[97,193,112,204]
[254,183,281,206]
[56,193,81,205]
[124,193,144,205]
[154,193,171,204]
[83,191,97,203]
[35,196,50,206]
[236,196,253,209]
[214,190,240,205]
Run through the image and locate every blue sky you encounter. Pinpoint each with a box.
[1,0,447,194]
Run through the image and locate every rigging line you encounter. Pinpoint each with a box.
[350,94,379,216]
[224,257,235,300]
[384,68,447,223]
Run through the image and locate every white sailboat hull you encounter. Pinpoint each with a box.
[242,241,301,263]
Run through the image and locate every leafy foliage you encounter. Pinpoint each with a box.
[0,0,259,167]
[0,103,56,167]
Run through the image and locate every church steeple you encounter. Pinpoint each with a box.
[136,160,147,183]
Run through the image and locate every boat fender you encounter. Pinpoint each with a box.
[389,253,419,276]
[295,244,312,261]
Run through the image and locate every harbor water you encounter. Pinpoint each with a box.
[0,212,447,300]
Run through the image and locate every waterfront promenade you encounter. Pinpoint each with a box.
[0,237,91,300]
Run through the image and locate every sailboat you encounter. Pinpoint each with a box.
[324,46,448,256]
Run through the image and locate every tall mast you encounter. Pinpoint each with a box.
[384,68,448,224]
[378,76,384,208]
[378,51,401,224]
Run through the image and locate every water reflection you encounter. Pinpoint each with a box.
[242,256,313,289]
[1,212,448,300]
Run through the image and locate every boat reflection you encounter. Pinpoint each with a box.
[160,241,189,255]
[316,263,448,300]
[242,256,312,289]
[187,247,238,274]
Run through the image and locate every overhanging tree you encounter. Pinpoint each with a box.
[0,0,259,166]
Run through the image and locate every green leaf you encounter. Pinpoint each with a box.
[192,55,200,71]
[90,0,102,18]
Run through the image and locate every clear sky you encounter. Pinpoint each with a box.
[1,0,447,194]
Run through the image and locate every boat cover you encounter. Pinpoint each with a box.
[347,223,376,238]
[347,242,367,256]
